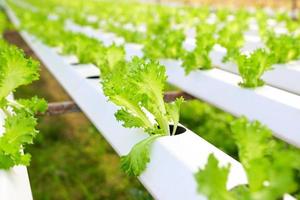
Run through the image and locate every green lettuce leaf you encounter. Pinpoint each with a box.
[0,113,37,169]
[0,45,39,99]
[121,135,162,176]
[166,97,184,135]
[195,154,234,200]
[236,49,274,88]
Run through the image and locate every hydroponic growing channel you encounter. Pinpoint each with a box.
[0,0,300,199]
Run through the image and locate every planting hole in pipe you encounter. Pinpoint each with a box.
[87,75,100,79]
[71,62,83,66]
[169,125,186,136]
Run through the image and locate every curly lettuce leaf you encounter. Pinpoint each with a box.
[182,51,212,74]
[195,154,235,200]
[182,23,216,74]
[0,45,39,100]
[128,58,169,134]
[143,29,185,59]
[16,96,48,114]
[102,66,153,130]
[0,113,37,169]
[61,33,106,65]
[231,117,272,191]
[231,117,300,199]
[97,44,126,77]
[121,135,162,176]
[166,97,183,135]
[236,49,274,88]
[115,108,146,128]
[0,40,45,170]
[218,20,246,63]
[266,33,300,64]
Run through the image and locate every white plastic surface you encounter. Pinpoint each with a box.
[162,59,300,147]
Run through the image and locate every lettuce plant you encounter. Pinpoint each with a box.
[95,44,126,77]
[102,57,183,176]
[218,20,246,63]
[235,49,274,88]
[195,117,300,200]
[0,40,47,169]
[266,33,300,64]
[182,23,216,74]
[143,29,185,60]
